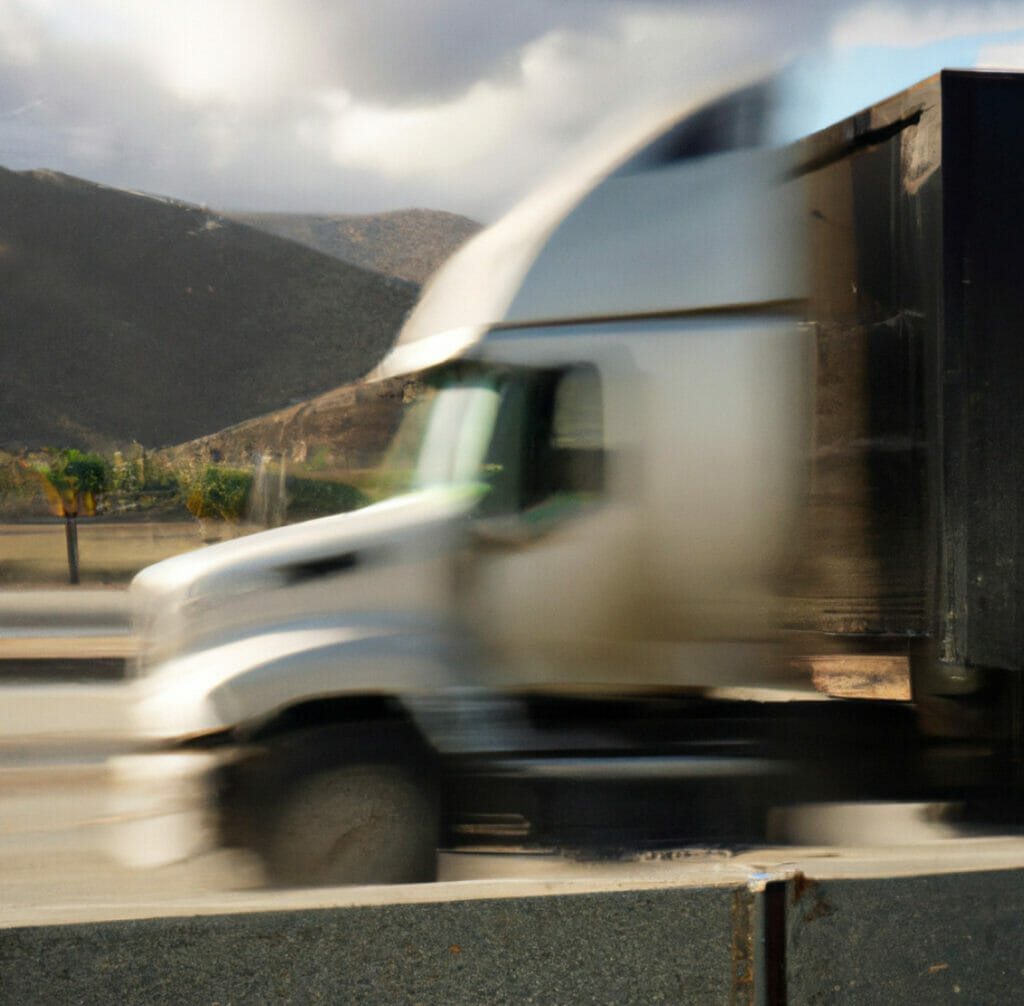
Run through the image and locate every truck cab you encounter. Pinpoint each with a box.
[111,78,815,885]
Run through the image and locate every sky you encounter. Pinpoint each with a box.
[2,1,1024,222]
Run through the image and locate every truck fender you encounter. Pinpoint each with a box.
[132,624,465,741]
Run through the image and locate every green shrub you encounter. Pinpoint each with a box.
[306,447,332,472]
[285,475,368,518]
[185,465,253,521]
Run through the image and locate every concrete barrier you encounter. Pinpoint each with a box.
[784,867,1024,1003]
[3,863,1023,1004]
[0,885,751,1005]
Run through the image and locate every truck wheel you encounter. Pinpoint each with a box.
[263,760,438,887]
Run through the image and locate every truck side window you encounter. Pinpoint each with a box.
[537,364,604,502]
[476,364,604,521]
[477,379,528,516]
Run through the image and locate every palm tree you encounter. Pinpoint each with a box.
[24,449,109,584]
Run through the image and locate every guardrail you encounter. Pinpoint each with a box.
[0,588,133,683]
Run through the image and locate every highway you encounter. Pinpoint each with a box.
[4,589,1024,1004]
[2,670,1024,928]
[1,587,1023,921]
[6,713,1024,925]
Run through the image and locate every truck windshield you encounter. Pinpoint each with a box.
[414,378,502,490]
[371,372,503,501]
[373,363,603,517]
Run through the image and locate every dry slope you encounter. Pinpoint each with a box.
[231,209,479,286]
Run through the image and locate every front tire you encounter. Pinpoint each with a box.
[265,761,438,886]
[237,723,440,887]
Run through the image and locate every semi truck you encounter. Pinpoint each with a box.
[112,70,1024,885]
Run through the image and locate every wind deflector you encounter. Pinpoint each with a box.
[611,80,776,176]
[370,74,802,381]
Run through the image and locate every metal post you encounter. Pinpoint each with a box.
[64,514,80,585]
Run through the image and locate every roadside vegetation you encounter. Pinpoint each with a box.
[0,445,373,585]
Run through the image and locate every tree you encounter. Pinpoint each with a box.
[24,449,110,584]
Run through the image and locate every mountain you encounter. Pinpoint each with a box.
[229,209,480,285]
[0,168,476,451]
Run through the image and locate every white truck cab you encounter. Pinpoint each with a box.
[111,80,813,885]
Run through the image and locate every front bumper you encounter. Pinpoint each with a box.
[106,749,234,867]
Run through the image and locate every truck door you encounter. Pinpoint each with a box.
[457,363,640,688]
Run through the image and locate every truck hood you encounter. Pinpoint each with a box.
[135,488,471,598]
[131,486,478,672]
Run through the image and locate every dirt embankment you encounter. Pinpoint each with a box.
[157,378,416,472]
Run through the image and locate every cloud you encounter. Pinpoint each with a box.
[28,0,626,107]
[830,1,1024,49]
[124,2,298,105]
[976,42,1024,68]
[3,0,792,219]
[26,0,310,108]
[304,7,775,216]
[0,0,45,65]
[287,0,597,104]
[3,0,1020,221]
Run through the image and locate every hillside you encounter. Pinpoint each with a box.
[0,168,475,452]
[158,376,413,474]
[230,209,480,285]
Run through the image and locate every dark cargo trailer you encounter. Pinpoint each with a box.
[791,70,1024,749]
